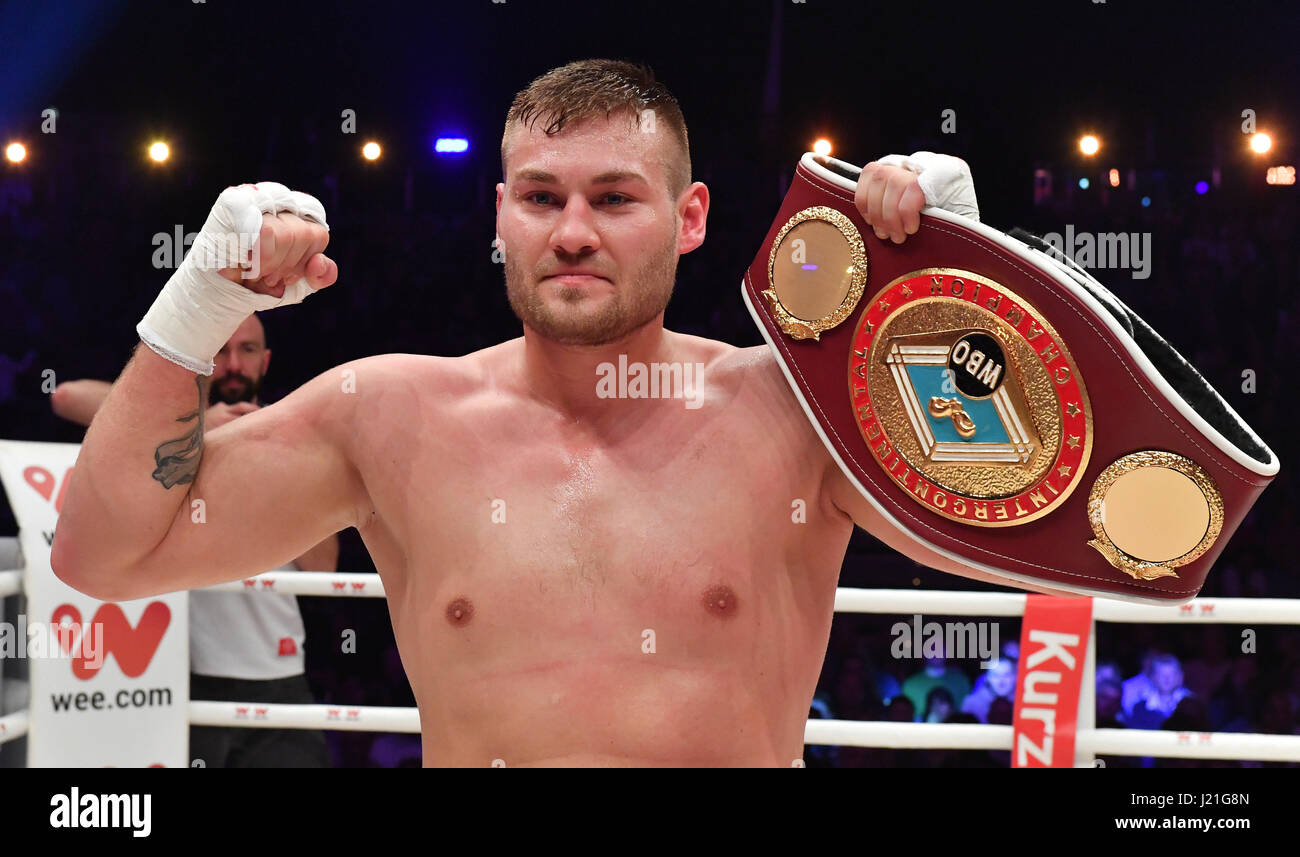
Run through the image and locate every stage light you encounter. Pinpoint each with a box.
[1108,168,1120,187]
[5,142,26,164]
[1079,135,1100,156]
[362,141,382,161]
[1078,177,1090,189]
[148,141,170,163]
[1195,180,1209,195]
[1266,166,1296,185]
[812,138,832,157]
[1140,196,1151,207]
[1249,132,1272,154]
[434,137,469,154]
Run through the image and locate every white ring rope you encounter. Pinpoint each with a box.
[189,701,419,733]
[200,571,385,597]
[805,720,1300,762]
[0,711,29,746]
[834,587,1300,624]
[6,570,1300,762]
[0,570,21,598]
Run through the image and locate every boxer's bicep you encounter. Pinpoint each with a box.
[134,367,364,596]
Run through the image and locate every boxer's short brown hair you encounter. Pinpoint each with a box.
[502,59,692,197]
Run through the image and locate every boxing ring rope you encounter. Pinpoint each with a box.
[0,571,21,598]
[0,711,29,743]
[202,572,386,597]
[4,566,1300,763]
[189,701,419,733]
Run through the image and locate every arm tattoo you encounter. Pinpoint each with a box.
[152,376,208,489]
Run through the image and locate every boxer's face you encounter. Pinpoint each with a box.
[497,113,704,346]
[211,315,270,405]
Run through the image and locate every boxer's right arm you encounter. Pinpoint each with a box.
[52,346,364,601]
[52,182,349,601]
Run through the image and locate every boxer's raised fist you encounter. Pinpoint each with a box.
[214,183,337,297]
[138,181,339,375]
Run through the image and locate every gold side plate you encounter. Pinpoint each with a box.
[764,206,867,341]
[1086,450,1224,580]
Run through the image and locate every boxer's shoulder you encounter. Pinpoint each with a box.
[335,351,490,398]
[711,343,797,402]
[712,342,833,455]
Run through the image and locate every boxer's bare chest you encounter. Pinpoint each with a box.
[353,352,848,677]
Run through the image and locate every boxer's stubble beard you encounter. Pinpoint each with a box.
[505,229,679,347]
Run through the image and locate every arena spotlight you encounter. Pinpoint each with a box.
[1266,166,1296,185]
[812,138,832,157]
[1079,135,1100,156]
[1108,168,1120,187]
[434,137,469,154]
[148,141,170,163]
[362,141,382,161]
[1249,132,1272,155]
[5,142,26,164]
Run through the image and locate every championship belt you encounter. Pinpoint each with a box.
[743,153,1279,603]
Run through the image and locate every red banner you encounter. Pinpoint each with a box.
[1012,595,1093,767]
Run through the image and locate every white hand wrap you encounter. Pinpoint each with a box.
[876,151,980,222]
[136,182,329,376]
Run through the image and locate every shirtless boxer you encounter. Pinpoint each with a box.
[53,59,1021,766]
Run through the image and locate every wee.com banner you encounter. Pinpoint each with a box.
[0,440,188,767]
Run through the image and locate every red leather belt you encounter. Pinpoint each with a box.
[743,153,1279,604]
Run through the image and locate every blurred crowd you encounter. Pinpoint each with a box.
[809,612,1300,768]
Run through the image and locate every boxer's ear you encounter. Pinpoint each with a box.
[676,181,709,255]
[495,183,505,214]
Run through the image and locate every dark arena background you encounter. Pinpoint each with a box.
[0,0,1297,774]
